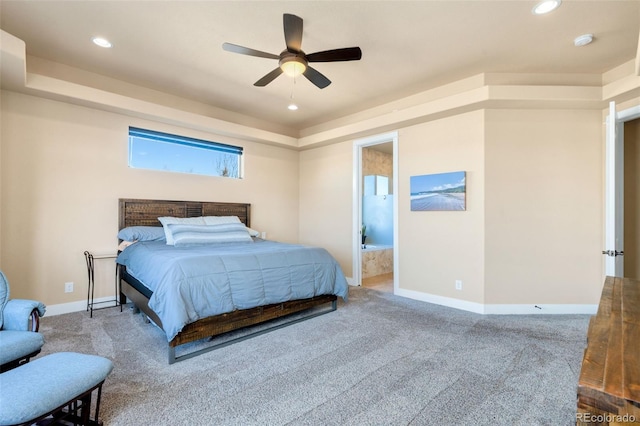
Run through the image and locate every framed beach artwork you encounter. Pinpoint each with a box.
[410,171,466,211]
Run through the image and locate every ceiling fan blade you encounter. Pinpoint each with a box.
[283,13,303,52]
[306,47,362,63]
[254,67,284,87]
[222,43,279,60]
[303,66,331,89]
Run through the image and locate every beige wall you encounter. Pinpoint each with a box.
[299,108,605,307]
[399,111,485,303]
[625,119,640,280]
[298,141,353,276]
[0,91,625,311]
[1,91,300,304]
[485,109,603,304]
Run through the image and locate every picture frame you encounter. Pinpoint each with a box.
[410,171,466,211]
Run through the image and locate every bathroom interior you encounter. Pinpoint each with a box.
[361,143,394,293]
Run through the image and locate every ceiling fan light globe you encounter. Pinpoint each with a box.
[280,57,307,77]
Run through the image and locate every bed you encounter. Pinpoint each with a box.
[116,198,348,363]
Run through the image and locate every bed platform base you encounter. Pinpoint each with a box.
[120,277,337,364]
[170,296,337,364]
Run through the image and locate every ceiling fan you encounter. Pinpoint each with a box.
[222,13,362,89]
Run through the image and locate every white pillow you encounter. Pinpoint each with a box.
[202,216,260,237]
[246,227,260,237]
[202,216,242,225]
[158,216,206,245]
[167,223,253,246]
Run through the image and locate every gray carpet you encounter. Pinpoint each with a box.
[38,286,589,425]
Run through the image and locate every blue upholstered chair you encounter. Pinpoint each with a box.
[0,270,46,372]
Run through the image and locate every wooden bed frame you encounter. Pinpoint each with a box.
[118,198,337,364]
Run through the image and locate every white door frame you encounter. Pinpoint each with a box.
[352,132,399,289]
[605,102,640,276]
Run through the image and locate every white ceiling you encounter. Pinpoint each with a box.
[1,1,639,136]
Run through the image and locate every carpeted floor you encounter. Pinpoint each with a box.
[38,286,589,425]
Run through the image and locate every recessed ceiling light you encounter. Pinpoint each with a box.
[92,37,112,48]
[287,104,298,111]
[574,34,594,47]
[532,0,561,15]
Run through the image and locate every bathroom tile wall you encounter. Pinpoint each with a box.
[362,248,394,278]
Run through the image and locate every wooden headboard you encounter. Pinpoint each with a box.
[119,198,251,230]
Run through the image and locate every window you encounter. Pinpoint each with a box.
[364,175,389,195]
[128,127,243,178]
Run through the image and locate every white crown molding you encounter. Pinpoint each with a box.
[4,29,640,152]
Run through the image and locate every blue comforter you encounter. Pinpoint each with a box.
[116,239,349,341]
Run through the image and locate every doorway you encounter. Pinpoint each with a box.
[353,132,399,293]
[605,104,640,278]
[623,118,640,279]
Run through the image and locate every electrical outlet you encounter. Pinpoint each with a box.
[455,280,463,291]
[261,231,267,239]
[64,282,74,293]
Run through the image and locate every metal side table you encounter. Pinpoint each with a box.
[84,251,121,317]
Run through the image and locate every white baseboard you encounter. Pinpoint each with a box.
[44,296,118,316]
[394,288,485,314]
[484,303,598,315]
[391,288,598,315]
[46,288,598,317]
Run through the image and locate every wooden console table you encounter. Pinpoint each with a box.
[577,276,640,425]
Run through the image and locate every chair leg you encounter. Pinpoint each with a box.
[93,383,104,424]
[80,392,92,425]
